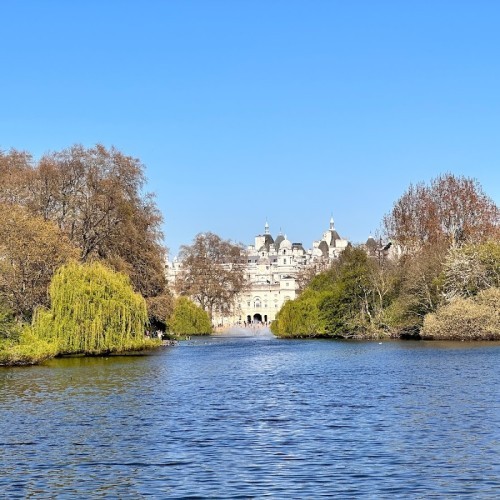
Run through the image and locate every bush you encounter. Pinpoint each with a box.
[0,329,59,366]
[271,291,325,337]
[167,297,212,336]
[422,287,500,340]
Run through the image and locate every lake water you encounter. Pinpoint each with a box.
[1,331,499,498]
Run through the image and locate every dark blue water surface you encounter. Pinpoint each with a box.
[1,332,499,498]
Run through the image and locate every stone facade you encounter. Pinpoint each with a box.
[167,218,350,328]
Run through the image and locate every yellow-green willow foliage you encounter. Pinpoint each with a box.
[167,297,212,336]
[0,329,58,366]
[31,261,152,355]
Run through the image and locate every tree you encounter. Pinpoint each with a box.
[273,246,394,338]
[384,243,447,331]
[442,241,500,301]
[271,290,325,337]
[0,144,168,300]
[167,297,212,336]
[384,174,499,253]
[146,291,174,331]
[0,305,21,342]
[0,204,79,320]
[0,148,33,206]
[175,232,247,319]
[31,261,153,355]
[296,259,330,293]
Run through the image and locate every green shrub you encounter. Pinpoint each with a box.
[271,290,325,337]
[167,297,212,336]
[0,329,58,366]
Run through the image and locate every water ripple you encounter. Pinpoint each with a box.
[1,338,499,497]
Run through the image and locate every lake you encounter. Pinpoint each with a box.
[1,331,499,498]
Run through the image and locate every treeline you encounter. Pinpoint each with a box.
[0,145,173,364]
[0,145,171,322]
[271,174,500,340]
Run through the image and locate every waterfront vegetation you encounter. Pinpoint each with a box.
[0,145,172,326]
[167,296,213,337]
[0,145,167,365]
[271,175,500,340]
[31,261,155,355]
[1,147,499,368]
[0,262,159,366]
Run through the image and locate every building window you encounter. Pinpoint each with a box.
[283,249,286,255]
[283,258,287,264]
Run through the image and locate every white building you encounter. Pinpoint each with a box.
[167,217,350,328]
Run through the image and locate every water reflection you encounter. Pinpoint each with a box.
[1,338,499,497]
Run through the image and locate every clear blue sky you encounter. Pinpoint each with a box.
[1,1,499,256]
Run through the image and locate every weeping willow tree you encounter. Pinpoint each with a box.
[31,261,155,355]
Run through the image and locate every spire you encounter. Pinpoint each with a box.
[330,215,335,231]
[264,220,270,235]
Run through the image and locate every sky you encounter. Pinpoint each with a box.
[1,1,499,256]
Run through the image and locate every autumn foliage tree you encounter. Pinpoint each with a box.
[384,174,499,253]
[0,145,168,323]
[175,232,247,319]
[0,204,78,320]
[0,149,33,205]
[30,145,167,295]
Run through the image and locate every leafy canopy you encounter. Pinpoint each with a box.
[167,296,212,336]
[31,261,151,355]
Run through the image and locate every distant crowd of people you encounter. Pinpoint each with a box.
[145,330,164,340]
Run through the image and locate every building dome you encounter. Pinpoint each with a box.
[280,238,292,250]
[365,235,378,256]
[274,234,285,251]
[257,234,274,252]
